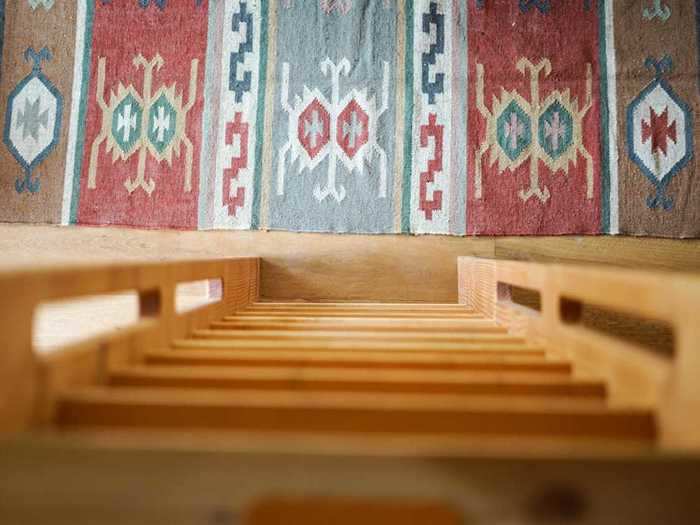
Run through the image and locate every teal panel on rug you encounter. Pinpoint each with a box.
[268,0,397,233]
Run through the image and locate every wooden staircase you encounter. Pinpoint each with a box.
[56,301,655,442]
[1,256,699,523]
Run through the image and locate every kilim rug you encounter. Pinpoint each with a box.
[0,0,698,237]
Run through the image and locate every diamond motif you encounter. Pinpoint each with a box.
[111,93,143,157]
[538,101,573,160]
[496,100,531,162]
[297,98,331,160]
[148,92,177,155]
[627,56,693,210]
[337,99,369,159]
[278,58,389,203]
[3,47,63,193]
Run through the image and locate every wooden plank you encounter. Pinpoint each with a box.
[211,318,507,332]
[197,329,513,342]
[220,315,491,327]
[55,386,655,440]
[108,365,607,398]
[245,302,470,310]
[192,328,527,344]
[172,337,538,354]
[145,349,572,373]
[229,312,486,319]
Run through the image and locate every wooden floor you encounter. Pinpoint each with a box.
[55,302,656,444]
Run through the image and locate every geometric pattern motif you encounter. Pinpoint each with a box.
[0,0,696,237]
[87,53,198,196]
[210,0,263,228]
[27,0,54,10]
[99,0,204,8]
[3,47,63,193]
[642,0,671,22]
[475,0,591,13]
[409,0,452,233]
[277,57,389,203]
[475,58,593,203]
[627,56,693,210]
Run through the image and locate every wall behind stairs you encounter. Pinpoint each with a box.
[0,1,698,237]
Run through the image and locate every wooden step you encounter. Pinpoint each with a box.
[211,318,507,332]
[196,328,518,343]
[173,337,537,354]
[229,311,486,320]
[244,302,472,311]
[145,349,572,373]
[56,387,655,441]
[109,365,607,398]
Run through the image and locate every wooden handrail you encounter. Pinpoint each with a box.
[458,256,700,449]
[0,257,260,432]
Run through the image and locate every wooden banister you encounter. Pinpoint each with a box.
[458,256,700,449]
[0,257,260,432]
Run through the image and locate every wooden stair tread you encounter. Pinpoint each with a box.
[195,328,520,343]
[211,319,507,332]
[242,303,475,312]
[146,349,570,372]
[174,337,537,353]
[56,386,655,441]
[247,302,470,307]
[109,365,606,398]
[228,312,487,320]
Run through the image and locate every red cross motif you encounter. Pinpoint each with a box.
[336,99,369,159]
[298,99,331,159]
[642,107,677,156]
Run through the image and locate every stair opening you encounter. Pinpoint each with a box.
[559,298,675,358]
[498,282,542,313]
[33,291,140,354]
[175,278,223,313]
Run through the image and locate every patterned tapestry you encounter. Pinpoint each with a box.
[0,0,698,237]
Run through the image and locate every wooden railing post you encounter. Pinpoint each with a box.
[660,281,700,448]
[0,290,38,432]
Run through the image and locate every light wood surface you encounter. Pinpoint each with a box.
[1,224,698,302]
[458,256,700,448]
[144,348,572,372]
[0,257,259,432]
[3,252,700,523]
[108,365,607,397]
[44,296,655,445]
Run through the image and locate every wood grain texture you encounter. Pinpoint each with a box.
[0,224,493,302]
[458,256,700,448]
[495,237,700,272]
[56,386,653,440]
[0,257,259,432]
[1,224,698,303]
